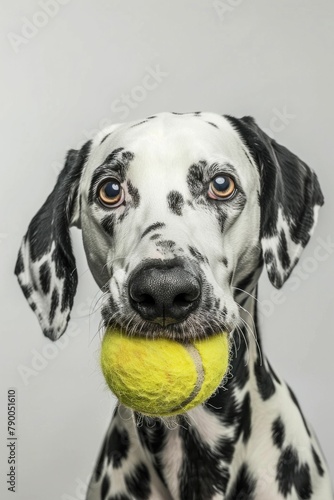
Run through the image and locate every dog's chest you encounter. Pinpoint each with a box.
[87,355,331,500]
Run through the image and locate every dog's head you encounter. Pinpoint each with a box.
[15,112,323,341]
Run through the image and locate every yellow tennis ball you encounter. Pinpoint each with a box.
[100,329,229,417]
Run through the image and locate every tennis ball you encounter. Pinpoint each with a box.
[101,329,229,417]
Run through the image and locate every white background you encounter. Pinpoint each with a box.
[1,1,333,499]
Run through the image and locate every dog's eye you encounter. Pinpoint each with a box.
[97,179,124,207]
[208,175,236,200]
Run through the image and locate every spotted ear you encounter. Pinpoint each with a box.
[226,115,324,288]
[14,141,91,340]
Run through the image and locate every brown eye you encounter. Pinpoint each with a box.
[98,179,124,207]
[209,175,236,200]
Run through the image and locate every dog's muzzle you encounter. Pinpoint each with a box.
[128,260,201,326]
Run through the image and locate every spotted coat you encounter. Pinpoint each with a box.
[15,112,332,499]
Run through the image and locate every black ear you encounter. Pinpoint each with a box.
[225,115,324,288]
[14,141,91,340]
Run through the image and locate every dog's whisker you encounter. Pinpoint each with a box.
[232,286,260,304]
[230,327,240,358]
[234,323,250,366]
[237,302,263,366]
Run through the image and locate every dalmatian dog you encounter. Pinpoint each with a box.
[15,112,333,499]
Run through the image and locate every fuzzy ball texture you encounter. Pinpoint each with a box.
[101,329,229,417]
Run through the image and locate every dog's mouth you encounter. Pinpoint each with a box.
[101,306,232,341]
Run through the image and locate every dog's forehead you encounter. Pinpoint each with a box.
[86,112,256,188]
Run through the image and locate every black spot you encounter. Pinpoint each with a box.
[15,249,24,274]
[137,418,168,486]
[39,262,51,294]
[104,148,125,166]
[107,427,130,469]
[276,446,298,496]
[21,284,32,299]
[272,417,285,448]
[254,359,276,400]
[122,151,134,162]
[155,240,175,251]
[311,446,325,477]
[167,191,184,216]
[278,229,291,270]
[43,327,55,338]
[49,288,59,324]
[51,247,66,279]
[127,180,140,207]
[264,249,274,265]
[221,256,228,267]
[205,386,240,434]
[94,437,107,481]
[179,423,230,499]
[125,463,151,500]
[60,279,72,313]
[147,115,156,119]
[150,233,161,240]
[239,393,252,444]
[193,111,201,115]
[226,463,256,500]
[287,385,311,437]
[141,222,165,239]
[130,120,148,128]
[187,162,206,197]
[137,417,167,454]
[104,147,124,161]
[295,463,313,499]
[276,446,313,499]
[100,474,110,500]
[101,214,116,237]
[230,347,249,391]
[100,133,111,144]
[217,211,228,233]
[30,302,37,311]
[216,437,235,464]
[207,121,219,128]
[188,245,205,263]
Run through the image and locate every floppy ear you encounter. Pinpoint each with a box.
[14,141,91,340]
[225,115,324,288]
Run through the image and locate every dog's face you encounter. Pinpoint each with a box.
[15,112,323,342]
[80,113,261,339]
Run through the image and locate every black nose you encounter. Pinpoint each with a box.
[128,263,201,325]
